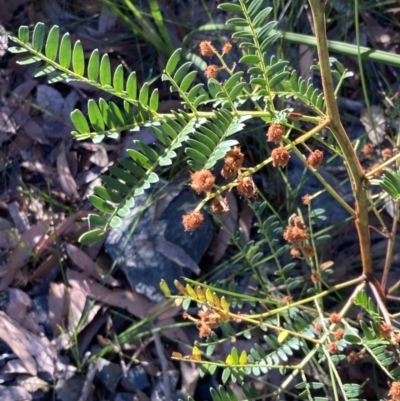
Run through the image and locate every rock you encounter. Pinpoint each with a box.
[105,184,214,302]
[151,370,180,401]
[95,358,122,394]
[120,365,150,392]
[55,375,86,401]
[30,295,51,337]
[114,393,136,401]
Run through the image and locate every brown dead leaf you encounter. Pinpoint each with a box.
[89,146,109,168]
[0,311,57,377]
[16,375,49,393]
[6,288,42,335]
[0,107,17,134]
[211,192,238,264]
[66,244,118,287]
[2,359,30,374]
[9,80,37,106]
[238,202,254,246]
[0,384,32,401]
[36,85,65,121]
[0,221,48,290]
[154,238,200,275]
[23,118,50,145]
[31,253,59,280]
[67,269,152,319]
[57,141,79,200]
[97,5,117,34]
[0,229,17,249]
[299,44,314,82]
[180,360,200,398]
[77,309,107,357]
[48,282,68,337]
[360,105,386,145]
[0,24,8,57]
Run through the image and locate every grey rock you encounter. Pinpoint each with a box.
[151,370,180,401]
[55,375,86,401]
[120,365,149,392]
[114,393,137,401]
[105,185,214,302]
[95,358,122,394]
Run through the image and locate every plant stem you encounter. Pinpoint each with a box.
[308,0,373,279]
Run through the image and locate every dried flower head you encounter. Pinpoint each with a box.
[190,170,215,194]
[334,328,344,341]
[382,148,392,160]
[306,149,324,168]
[311,272,320,284]
[205,64,220,79]
[283,225,308,243]
[222,42,232,55]
[363,143,374,156]
[346,350,359,363]
[303,245,314,257]
[314,323,323,334]
[389,381,400,401]
[328,341,338,353]
[211,197,229,215]
[271,147,290,168]
[302,194,311,205]
[237,175,258,198]
[380,322,392,340]
[199,40,216,57]
[292,215,305,229]
[282,295,292,304]
[221,165,236,179]
[290,246,301,258]
[198,322,212,338]
[182,210,204,231]
[329,312,341,324]
[267,123,285,143]
[224,146,244,170]
[370,162,383,177]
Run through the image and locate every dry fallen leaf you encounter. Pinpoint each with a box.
[6,288,42,334]
[0,221,48,291]
[154,238,200,275]
[57,141,79,200]
[97,5,117,34]
[67,269,153,319]
[66,244,118,286]
[360,105,386,145]
[48,282,68,337]
[238,202,254,246]
[0,229,17,249]
[36,85,65,121]
[0,24,8,57]
[0,384,32,401]
[0,106,17,134]
[0,311,57,377]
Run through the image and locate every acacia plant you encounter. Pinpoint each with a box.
[8,0,400,399]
